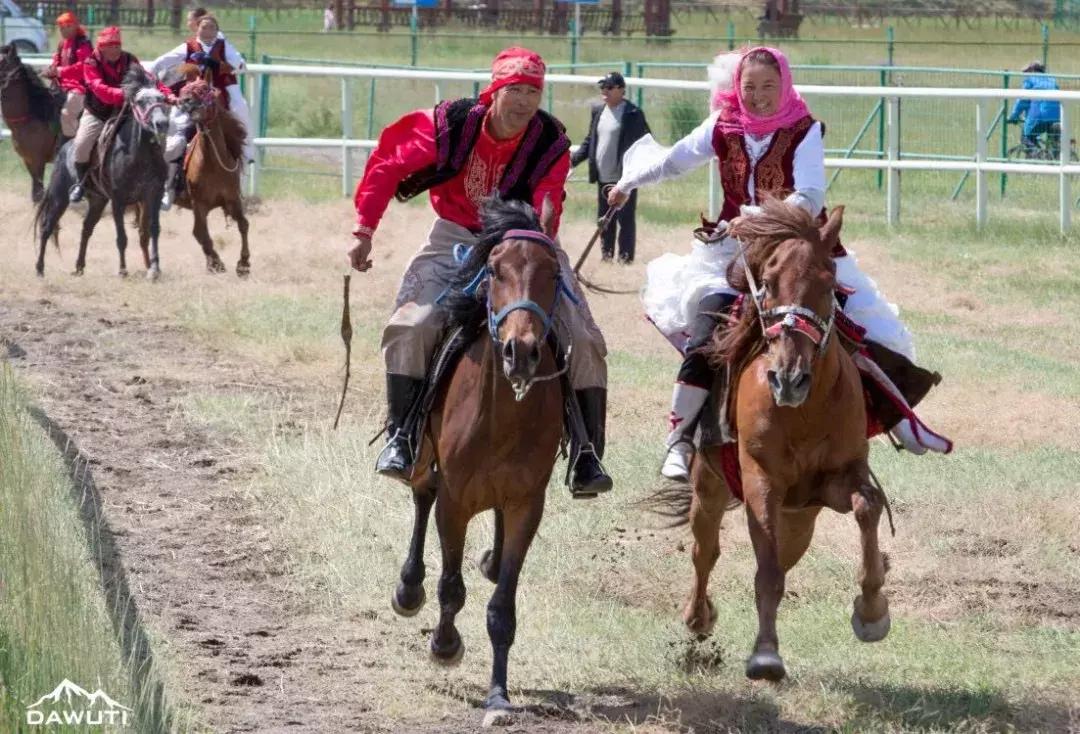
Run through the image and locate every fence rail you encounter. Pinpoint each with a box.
[3,58,1078,231]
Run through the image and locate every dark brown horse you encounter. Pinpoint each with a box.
[390,197,565,720]
[174,74,251,276]
[677,201,891,681]
[0,44,60,202]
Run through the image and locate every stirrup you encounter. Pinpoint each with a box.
[375,429,415,483]
[568,445,613,498]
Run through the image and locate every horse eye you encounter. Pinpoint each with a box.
[488,264,499,280]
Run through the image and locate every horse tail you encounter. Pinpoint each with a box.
[638,481,693,527]
[33,144,73,250]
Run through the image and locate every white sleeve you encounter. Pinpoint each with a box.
[151,43,188,77]
[785,121,826,215]
[222,38,246,72]
[616,111,720,193]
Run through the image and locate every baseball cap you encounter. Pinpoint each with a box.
[598,71,625,89]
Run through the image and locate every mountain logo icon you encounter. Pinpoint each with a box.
[26,679,132,727]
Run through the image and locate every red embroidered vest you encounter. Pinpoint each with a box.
[185,38,238,90]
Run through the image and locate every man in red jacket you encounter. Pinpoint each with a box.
[69,26,171,203]
[347,47,612,497]
[41,12,92,139]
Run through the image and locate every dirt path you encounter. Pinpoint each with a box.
[1,296,391,733]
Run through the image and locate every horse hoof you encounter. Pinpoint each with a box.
[146,268,161,282]
[118,269,128,278]
[390,583,426,617]
[478,549,499,584]
[482,705,517,728]
[207,260,227,274]
[236,263,251,278]
[429,631,464,667]
[852,609,891,643]
[683,598,717,638]
[745,650,786,681]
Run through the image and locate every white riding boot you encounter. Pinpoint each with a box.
[659,382,710,481]
[161,161,179,211]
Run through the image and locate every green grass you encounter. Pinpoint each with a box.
[0,366,190,733]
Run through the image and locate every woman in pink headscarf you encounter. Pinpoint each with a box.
[609,47,946,481]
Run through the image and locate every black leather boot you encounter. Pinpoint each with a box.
[69,162,89,203]
[569,388,613,498]
[375,374,424,483]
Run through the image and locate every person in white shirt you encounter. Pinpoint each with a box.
[607,46,947,481]
[153,13,253,209]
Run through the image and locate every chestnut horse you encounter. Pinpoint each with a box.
[390,197,566,718]
[679,201,891,681]
[174,76,251,275]
[0,44,61,202]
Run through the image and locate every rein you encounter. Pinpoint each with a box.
[455,228,578,401]
[736,238,837,360]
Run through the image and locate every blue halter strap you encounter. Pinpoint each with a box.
[483,229,578,342]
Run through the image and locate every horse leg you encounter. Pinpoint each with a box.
[778,507,822,572]
[111,200,129,277]
[850,483,891,643]
[30,158,45,204]
[146,201,162,281]
[193,205,226,274]
[430,496,469,666]
[478,508,504,584]
[743,469,787,681]
[227,200,251,277]
[484,497,544,714]
[37,196,69,277]
[135,204,151,271]
[682,448,731,637]
[74,197,107,276]
[391,489,436,617]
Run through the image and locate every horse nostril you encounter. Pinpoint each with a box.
[767,370,781,391]
[794,371,811,390]
[528,342,540,366]
[502,340,514,363]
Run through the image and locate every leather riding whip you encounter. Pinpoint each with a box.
[333,273,353,430]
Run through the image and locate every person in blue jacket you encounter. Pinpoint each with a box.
[1008,62,1061,157]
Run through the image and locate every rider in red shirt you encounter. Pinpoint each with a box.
[41,12,92,139]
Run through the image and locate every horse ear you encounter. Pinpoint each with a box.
[818,205,844,254]
[538,195,556,238]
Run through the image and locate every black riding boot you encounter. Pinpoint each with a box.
[568,388,613,498]
[69,162,89,203]
[375,374,425,483]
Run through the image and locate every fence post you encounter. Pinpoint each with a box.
[1001,72,1010,197]
[410,5,418,67]
[1060,102,1071,234]
[635,63,644,109]
[727,19,735,51]
[1042,23,1050,69]
[975,97,988,229]
[249,70,261,197]
[886,25,894,67]
[366,78,376,141]
[341,77,353,197]
[886,96,900,226]
[877,68,886,189]
[569,4,579,72]
[249,15,257,67]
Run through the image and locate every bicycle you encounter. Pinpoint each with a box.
[1005,121,1079,161]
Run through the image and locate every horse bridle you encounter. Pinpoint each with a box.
[455,228,580,400]
[129,94,168,133]
[736,239,836,361]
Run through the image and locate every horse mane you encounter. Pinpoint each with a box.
[707,198,822,369]
[441,197,544,335]
[122,65,154,101]
[217,101,246,162]
[1,48,61,123]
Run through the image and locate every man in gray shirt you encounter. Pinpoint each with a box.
[572,72,650,264]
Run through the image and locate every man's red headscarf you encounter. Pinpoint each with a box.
[96,26,122,49]
[56,11,79,27]
[479,47,545,105]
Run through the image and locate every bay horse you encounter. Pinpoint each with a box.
[390,197,566,719]
[0,43,61,202]
[34,66,170,279]
[173,74,251,276]
[677,201,891,681]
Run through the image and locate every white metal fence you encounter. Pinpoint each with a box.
[5,58,1080,232]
